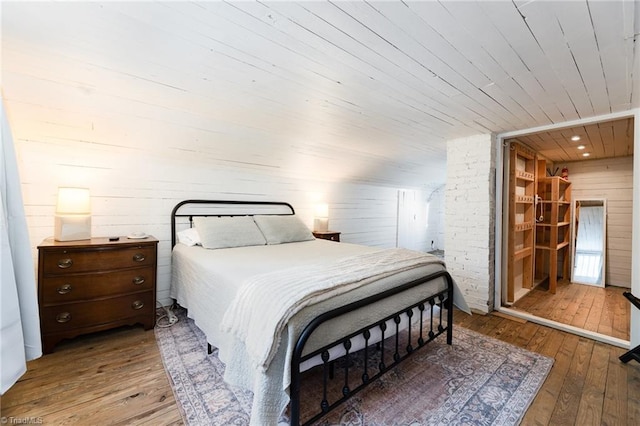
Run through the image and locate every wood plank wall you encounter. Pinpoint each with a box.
[2,1,455,308]
[5,63,441,308]
[15,147,421,306]
[560,156,633,287]
[426,184,446,251]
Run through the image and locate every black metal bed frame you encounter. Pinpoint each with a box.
[170,199,296,248]
[170,199,454,426]
[290,272,453,425]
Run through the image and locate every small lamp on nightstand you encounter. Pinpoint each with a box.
[313,203,329,232]
[54,187,91,241]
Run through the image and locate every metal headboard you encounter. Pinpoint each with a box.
[170,199,296,247]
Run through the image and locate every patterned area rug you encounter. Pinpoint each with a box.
[155,308,553,425]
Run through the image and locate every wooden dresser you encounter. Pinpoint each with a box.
[37,236,158,354]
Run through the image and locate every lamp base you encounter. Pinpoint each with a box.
[313,217,329,232]
[54,215,91,241]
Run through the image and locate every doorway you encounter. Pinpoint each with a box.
[497,113,635,348]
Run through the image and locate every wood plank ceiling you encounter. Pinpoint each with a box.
[507,117,634,163]
[1,1,638,187]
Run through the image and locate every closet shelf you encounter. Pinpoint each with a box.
[539,176,570,184]
[535,241,570,251]
[534,162,572,295]
[507,143,536,304]
[536,221,570,227]
[538,200,571,205]
[533,274,549,289]
[514,247,532,261]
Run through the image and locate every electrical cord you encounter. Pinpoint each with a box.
[156,303,179,328]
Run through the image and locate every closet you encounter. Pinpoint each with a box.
[506,143,536,303]
[534,160,572,294]
[506,148,572,303]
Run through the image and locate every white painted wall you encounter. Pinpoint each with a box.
[1,0,636,349]
[445,134,496,313]
[425,185,445,251]
[2,0,450,308]
[14,143,412,306]
[558,156,633,288]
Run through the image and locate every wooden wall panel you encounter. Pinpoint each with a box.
[562,156,633,287]
[3,1,635,309]
[11,108,430,305]
[425,185,446,252]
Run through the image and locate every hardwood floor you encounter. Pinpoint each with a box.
[2,310,639,425]
[455,310,639,425]
[511,280,630,341]
[0,325,182,425]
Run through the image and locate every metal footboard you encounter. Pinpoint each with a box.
[290,270,454,426]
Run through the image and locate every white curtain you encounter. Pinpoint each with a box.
[1,97,42,394]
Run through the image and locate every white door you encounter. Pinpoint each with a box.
[397,190,420,250]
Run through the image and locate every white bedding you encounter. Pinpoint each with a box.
[170,239,466,425]
[221,247,445,372]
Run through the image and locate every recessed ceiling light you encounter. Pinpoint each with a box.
[577,145,585,150]
[571,135,581,141]
[582,152,590,157]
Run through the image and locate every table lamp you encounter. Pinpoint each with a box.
[54,187,91,241]
[313,203,329,232]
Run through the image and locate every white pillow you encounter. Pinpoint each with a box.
[253,215,315,245]
[176,227,201,247]
[194,216,266,249]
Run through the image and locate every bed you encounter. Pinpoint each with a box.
[169,200,467,425]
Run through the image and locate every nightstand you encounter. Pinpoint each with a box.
[313,231,341,242]
[37,236,158,354]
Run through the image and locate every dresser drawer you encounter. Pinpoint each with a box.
[41,245,156,274]
[38,236,158,353]
[40,291,154,334]
[40,267,155,304]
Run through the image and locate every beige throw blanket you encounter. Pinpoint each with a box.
[220,248,444,372]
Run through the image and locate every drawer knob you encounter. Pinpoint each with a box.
[132,276,145,285]
[56,312,72,323]
[56,284,72,295]
[132,253,146,262]
[57,258,73,269]
[131,300,145,310]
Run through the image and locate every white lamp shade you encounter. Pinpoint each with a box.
[315,203,329,219]
[54,187,91,241]
[56,187,91,214]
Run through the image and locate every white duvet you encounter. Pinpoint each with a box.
[170,240,467,425]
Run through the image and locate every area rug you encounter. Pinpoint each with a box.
[155,308,553,425]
